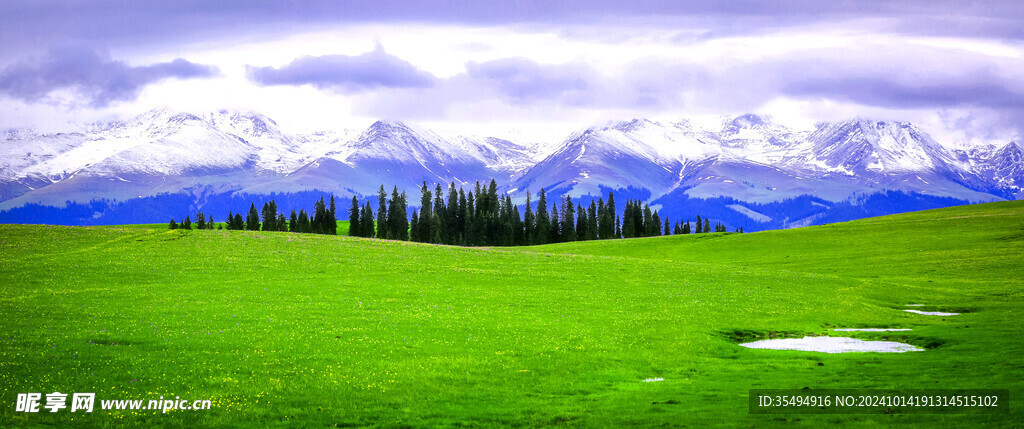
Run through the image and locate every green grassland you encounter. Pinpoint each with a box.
[0,201,1021,427]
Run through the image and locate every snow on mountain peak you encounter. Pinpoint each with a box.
[2,109,1020,209]
[717,114,802,163]
[803,118,956,174]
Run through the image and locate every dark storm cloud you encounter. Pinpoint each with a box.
[0,46,219,107]
[245,46,435,92]
[2,1,1022,56]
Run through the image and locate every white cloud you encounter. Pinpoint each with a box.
[3,20,1023,144]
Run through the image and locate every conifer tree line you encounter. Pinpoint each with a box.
[168,211,215,230]
[170,196,339,234]
[349,186,409,239]
[355,179,740,246]
[168,180,742,242]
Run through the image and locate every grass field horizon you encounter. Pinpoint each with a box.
[1,201,1021,427]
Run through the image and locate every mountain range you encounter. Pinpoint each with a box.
[1,109,1021,230]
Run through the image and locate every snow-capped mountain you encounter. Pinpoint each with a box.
[514,116,1009,204]
[266,120,539,197]
[801,120,958,174]
[0,110,1020,227]
[0,109,537,208]
[968,141,1024,194]
[1,110,265,206]
[514,119,704,196]
[718,114,805,164]
[338,120,530,183]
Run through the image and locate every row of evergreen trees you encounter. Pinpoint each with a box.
[345,180,739,246]
[349,186,409,239]
[171,197,339,234]
[168,211,216,230]
[220,197,338,234]
[169,180,742,243]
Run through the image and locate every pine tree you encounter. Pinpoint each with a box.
[169,219,178,230]
[457,189,467,244]
[433,183,446,244]
[587,201,598,240]
[387,186,408,241]
[497,194,512,246]
[446,183,459,243]
[410,210,419,241]
[182,216,192,230]
[262,201,278,231]
[349,196,360,237]
[246,203,260,231]
[664,217,671,235]
[328,195,338,235]
[486,180,500,244]
[632,200,640,236]
[535,188,549,245]
[575,203,587,241]
[277,213,287,231]
[683,219,691,234]
[312,197,327,234]
[695,215,703,233]
[650,209,661,236]
[400,191,410,240]
[430,210,442,244]
[196,211,206,229]
[606,192,617,239]
[704,217,711,234]
[512,203,523,245]
[523,190,535,245]
[411,188,421,241]
[290,210,298,233]
[272,200,280,230]
[642,204,653,237]
[562,196,576,242]
[465,191,476,245]
[360,202,374,238]
[622,200,636,238]
[234,213,244,231]
[298,209,310,233]
[377,186,388,239]
[549,204,560,243]
[418,182,432,243]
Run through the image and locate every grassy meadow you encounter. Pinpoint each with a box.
[0,201,1022,427]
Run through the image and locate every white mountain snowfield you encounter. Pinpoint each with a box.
[0,109,1020,223]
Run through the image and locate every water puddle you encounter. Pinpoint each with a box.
[739,336,923,353]
[904,310,959,316]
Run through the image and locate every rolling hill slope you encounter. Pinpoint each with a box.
[0,202,1021,427]
[515,200,1024,284]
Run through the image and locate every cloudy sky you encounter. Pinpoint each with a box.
[1,1,1022,145]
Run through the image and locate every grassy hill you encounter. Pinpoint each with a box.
[0,202,1021,427]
